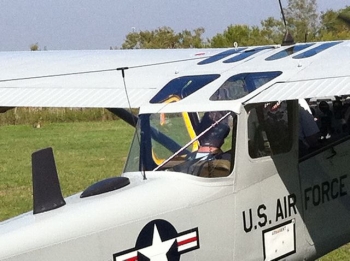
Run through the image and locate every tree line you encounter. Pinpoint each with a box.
[120,0,350,49]
[31,0,349,51]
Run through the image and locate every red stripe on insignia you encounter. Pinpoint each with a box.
[177,236,197,246]
[125,257,137,261]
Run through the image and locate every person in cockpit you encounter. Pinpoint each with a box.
[194,111,231,160]
[171,110,232,177]
[187,111,232,177]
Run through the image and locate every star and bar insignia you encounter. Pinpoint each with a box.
[113,219,200,261]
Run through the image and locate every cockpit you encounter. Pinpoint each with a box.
[124,109,237,178]
[123,70,285,177]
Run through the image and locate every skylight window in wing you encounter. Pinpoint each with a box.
[198,48,246,65]
[265,43,314,61]
[210,71,282,101]
[223,46,274,63]
[150,74,220,103]
[293,41,342,59]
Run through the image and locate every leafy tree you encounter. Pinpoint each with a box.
[121,27,206,49]
[259,17,287,45]
[178,28,206,48]
[210,24,273,47]
[338,7,350,28]
[260,0,319,44]
[30,43,39,51]
[284,0,319,41]
[120,1,349,50]
[318,6,350,40]
[211,0,319,47]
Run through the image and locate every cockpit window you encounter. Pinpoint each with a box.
[150,112,198,162]
[124,110,237,178]
[223,46,274,63]
[265,43,314,61]
[124,130,141,173]
[198,48,247,65]
[293,41,341,59]
[210,71,282,101]
[247,101,293,158]
[150,74,220,103]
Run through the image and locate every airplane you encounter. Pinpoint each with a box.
[1,24,350,261]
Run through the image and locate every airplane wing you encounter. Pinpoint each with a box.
[245,76,350,104]
[245,41,350,104]
[2,41,350,109]
[0,49,220,108]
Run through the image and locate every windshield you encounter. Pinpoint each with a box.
[124,110,236,178]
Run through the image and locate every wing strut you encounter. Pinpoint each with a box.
[107,108,138,127]
[32,147,66,214]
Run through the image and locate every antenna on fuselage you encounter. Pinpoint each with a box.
[279,0,295,46]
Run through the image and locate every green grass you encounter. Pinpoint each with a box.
[0,121,349,260]
[0,121,134,220]
[0,107,125,126]
[319,245,350,261]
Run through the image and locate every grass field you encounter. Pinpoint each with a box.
[0,120,134,220]
[0,121,349,260]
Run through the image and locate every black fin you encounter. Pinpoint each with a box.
[282,31,295,46]
[32,147,66,214]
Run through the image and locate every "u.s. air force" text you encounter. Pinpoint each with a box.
[242,194,297,233]
[304,175,347,210]
[242,175,348,233]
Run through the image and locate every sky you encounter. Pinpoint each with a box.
[0,0,348,51]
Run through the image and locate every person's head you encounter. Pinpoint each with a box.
[333,100,342,111]
[266,101,282,112]
[197,111,230,148]
[319,101,330,113]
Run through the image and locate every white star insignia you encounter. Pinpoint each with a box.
[138,224,175,261]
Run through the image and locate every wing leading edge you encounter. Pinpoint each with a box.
[0,49,220,108]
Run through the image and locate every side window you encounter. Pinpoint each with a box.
[210,72,282,101]
[211,77,248,100]
[248,101,293,158]
[299,97,350,159]
[150,112,198,164]
[152,111,237,178]
[186,111,237,178]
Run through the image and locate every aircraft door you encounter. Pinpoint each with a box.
[299,127,350,256]
[232,100,309,260]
